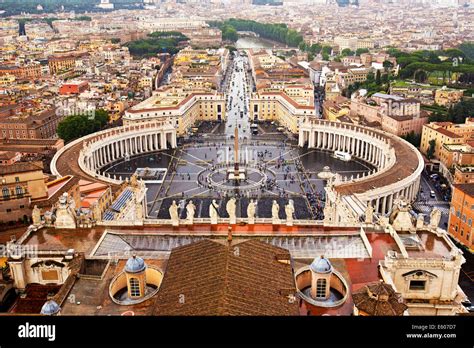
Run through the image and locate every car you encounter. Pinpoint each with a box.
[430,190,436,198]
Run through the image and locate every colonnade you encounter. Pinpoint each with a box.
[51,121,177,185]
[367,178,421,216]
[86,131,176,171]
[301,129,387,168]
[299,119,424,216]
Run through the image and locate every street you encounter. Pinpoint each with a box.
[412,172,450,228]
[225,52,251,139]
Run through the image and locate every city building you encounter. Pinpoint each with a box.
[59,81,89,95]
[123,86,226,135]
[420,119,474,160]
[434,86,465,107]
[0,64,42,80]
[0,106,64,140]
[0,162,48,223]
[448,184,474,249]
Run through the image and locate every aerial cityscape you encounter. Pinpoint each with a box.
[0,0,473,328]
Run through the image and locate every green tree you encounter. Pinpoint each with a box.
[356,48,369,55]
[383,60,394,70]
[401,131,421,147]
[222,25,238,42]
[414,69,428,83]
[375,70,381,85]
[341,48,354,57]
[427,139,436,160]
[57,110,109,143]
[309,43,322,54]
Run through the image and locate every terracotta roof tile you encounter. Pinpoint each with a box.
[152,239,299,316]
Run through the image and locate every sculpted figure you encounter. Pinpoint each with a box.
[169,200,179,226]
[247,199,256,224]
[135,197,143,220]
[226,197,237,224]
[186,200,196,225]
[285,200,295,226]
[32,205,42,226]
[92,203,102,222]
[365,203,374,224]
[429,208,441,229]
[416,213,425,229]
[272,200,280,224]
[209,199,219,225]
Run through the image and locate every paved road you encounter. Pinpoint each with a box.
[412,172,450,228]
[225,52,251,140]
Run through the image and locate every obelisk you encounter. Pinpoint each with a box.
[234,126,239,177]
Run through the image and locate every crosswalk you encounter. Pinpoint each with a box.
[413,203,450,215]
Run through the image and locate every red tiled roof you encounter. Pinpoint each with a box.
[152,239,299,316]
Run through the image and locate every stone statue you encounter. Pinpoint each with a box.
[32,205,42,226]
[285,199,295,226]
[54,193,76,229]
[130,174,138,187]
[68,195,76,210]
[92,203,102,222]
[44,211,53,227]
[209,199,219,225]
[365,203,374,224]
[169,200,179,226]
[135,197,143,220]
[186,200,196,225]
[323,200,334,224]
[429,208,441,229]
[272,200,280,225]
[416,213,425,229]
[226,197,237,225]
[247,199,256,225]
[391,198,415,232]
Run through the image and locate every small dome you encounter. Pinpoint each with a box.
[40,300,60,315]
[125,255,146,273]
[310,256,332,274]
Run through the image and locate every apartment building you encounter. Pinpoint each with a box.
[420,119,474,159]
[448,184,474,249]
[0,64,42,80]
[123,86,226,135]
[0,106,63,140]
[434,87,465,107]
[0,161,47,223]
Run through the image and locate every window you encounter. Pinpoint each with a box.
[15,177,19,183]
[316,278,327,299]
[2,187,9,198]
[15,186,23,196]
[409,280,426,291]
[129,277,140,297]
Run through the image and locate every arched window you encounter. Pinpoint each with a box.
[316,278,327,299]
[2,187,9,198]
[15,186,23,196]
[129,277,140,297]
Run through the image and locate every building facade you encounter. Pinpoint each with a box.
[448,184,474,249]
